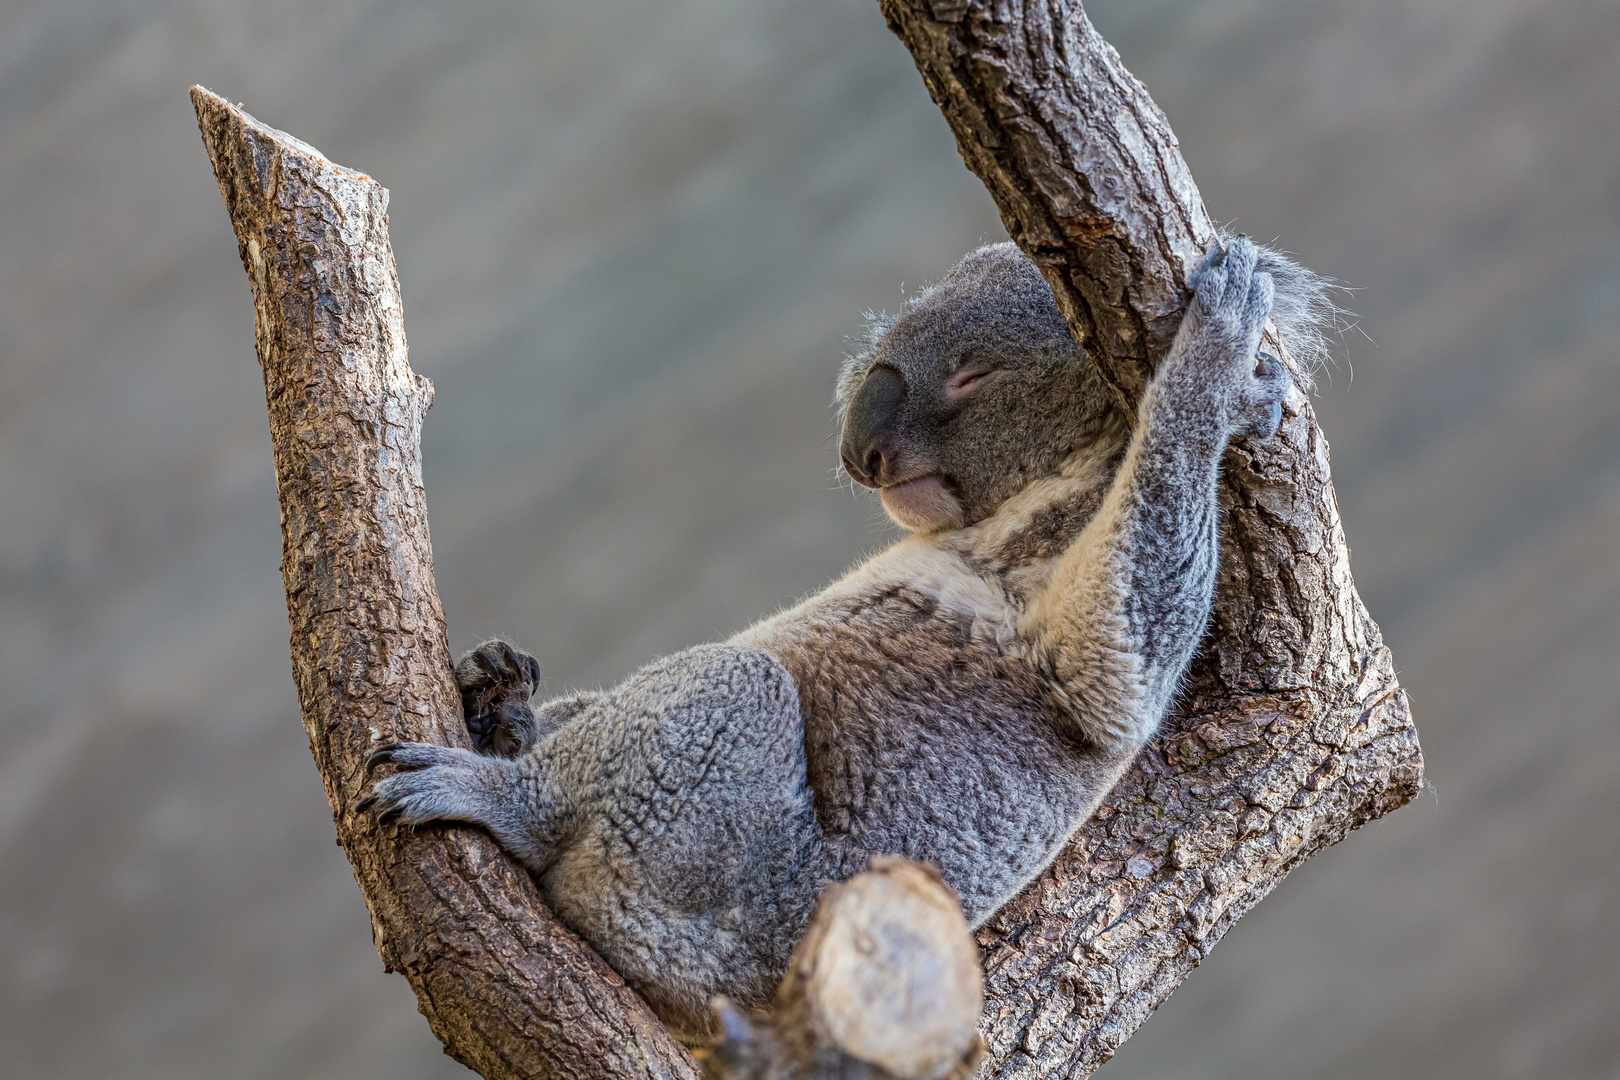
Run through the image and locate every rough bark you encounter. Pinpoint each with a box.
[190,86,699,1080]
[875,2,1423,1077]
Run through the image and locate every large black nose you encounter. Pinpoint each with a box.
[840,365,907,487]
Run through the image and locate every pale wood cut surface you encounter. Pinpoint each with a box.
[190,85,700,1080]
[707,858,985,1080]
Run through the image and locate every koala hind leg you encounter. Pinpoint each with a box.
[541,644,830,1035]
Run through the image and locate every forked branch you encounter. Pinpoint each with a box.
[192,3,1420,1076]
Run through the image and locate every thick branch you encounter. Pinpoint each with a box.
[190,86,699,1080]
[876,3,1423,1077]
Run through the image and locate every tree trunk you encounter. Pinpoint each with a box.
[875,3,1423,1076]
[191,0,1422,1071]
[190,86,699,1080]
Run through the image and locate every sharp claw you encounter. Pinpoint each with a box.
[366,744,404,773]
[378,803,405,826]
[355,792,380,813]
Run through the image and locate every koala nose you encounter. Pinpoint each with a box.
[840,365,907,488]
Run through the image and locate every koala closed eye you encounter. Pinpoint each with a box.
[945,365,994,398]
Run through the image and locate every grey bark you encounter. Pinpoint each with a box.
[191,0,1421,1072]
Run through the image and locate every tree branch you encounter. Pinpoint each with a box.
[190,85,699,1080]
[876,2,1423,1076]
[880,0,1216,405]
[195,0,1422,1071]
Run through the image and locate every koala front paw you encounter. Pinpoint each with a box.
[357,742,487,827]
[455,640,542,758]
[1179,237,1292,439]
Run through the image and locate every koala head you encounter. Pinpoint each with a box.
[837,243,1117,532]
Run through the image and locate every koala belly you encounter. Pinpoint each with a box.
[750,586,1133,926]
[529,644,831,1038]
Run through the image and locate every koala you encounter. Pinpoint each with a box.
[359,237,1332,1041]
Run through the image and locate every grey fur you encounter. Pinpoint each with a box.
[361,237,1331,1041]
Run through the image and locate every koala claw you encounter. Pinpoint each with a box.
[457,640,541,694]
[365,743,406,774]
[1237,349,1292,441]
[366,741,459,773]
[356,742,493,829]
[354,790,410,827]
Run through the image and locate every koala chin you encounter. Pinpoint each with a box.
[361,237,1334,1042]
[877,474,963,532]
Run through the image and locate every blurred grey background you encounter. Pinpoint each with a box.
[1,0,1616,1077]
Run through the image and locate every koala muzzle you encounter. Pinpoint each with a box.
[841,365,907,488]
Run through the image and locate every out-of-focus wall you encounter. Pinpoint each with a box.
[0,1,1614,1077]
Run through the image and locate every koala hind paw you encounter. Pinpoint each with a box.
[455,640,542,758]
[357,742,484,827]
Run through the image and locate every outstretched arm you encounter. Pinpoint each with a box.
[1024,238,1286,751]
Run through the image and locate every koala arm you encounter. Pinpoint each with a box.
[1023,238,1284,751]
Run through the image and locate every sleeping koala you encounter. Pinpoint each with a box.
[359,237,1330,1040]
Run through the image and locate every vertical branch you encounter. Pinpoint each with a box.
[191,86,698,1080]
[880,0,1218,406]
[876,4,1423,1077]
